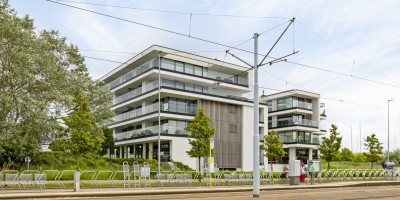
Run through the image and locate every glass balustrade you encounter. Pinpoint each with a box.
[115,125,189,141]
[106,60,153,89]
[269,118,318,128]
[113,103,159,122]
[114,87,143,104]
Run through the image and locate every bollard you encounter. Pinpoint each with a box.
[74,171,80,192]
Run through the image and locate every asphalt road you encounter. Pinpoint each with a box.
[17,185,400,200]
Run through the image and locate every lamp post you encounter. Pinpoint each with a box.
[387,100,393,162]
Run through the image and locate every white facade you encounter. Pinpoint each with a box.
[261,89,327,163]
[101,45,267,171]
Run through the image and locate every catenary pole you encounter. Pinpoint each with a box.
[253,32,260,198]
[388,100,393,162]
[158,52,161,175]
[351,127,353,152]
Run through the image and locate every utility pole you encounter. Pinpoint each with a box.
[359,124,361,154]
[351,127,353,152]
[252,33,260,198]
[158,53,161,175]
[388,100,393,162]
[220,18,296,198]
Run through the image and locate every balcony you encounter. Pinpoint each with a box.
[269,118,318,128]
[106,60,154,90]
[113,103,159,123]
[115,125,189,141]
[159,58,248,86]
[269,102,313,112]
[280,136,321,145]
[114,87,143,104]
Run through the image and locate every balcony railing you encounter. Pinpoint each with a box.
[279,137,321,145]
[106,60,154,90]
[114,87,143,104]
[115,125,189,141]
[269,118,318,128]
[113,103,159,122]
[270,101,313,112]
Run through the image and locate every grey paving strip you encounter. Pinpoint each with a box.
[1,181,400,199]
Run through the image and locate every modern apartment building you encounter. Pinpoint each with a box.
[261,90,327,164]
[100,45,268,171]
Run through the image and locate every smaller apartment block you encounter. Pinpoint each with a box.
[261,90,327,164]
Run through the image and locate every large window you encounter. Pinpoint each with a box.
[175,62,184,72]
[161,97,198,115]
[277,97,292,110]
[162,59,175,70]
[160,58,247,85]
[312,149,319,160]
[153,141,171,161]
[296,148,309,162]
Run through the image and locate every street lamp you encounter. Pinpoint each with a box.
[388,100,393,162]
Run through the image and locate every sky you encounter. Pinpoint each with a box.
[10,0,400,152]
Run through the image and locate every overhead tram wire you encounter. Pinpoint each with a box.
[83,56,124,64]
[283,60,400,89]
[53,0,288,19]
[255,69,391,110]
[296,19,400,86]
[256,85,391,111]
[46,0,265,56]
[47,0,400,90]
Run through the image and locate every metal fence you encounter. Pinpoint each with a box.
[1,163,399,191]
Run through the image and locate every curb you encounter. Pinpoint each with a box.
[1,181,399,199]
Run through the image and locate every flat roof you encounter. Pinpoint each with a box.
[99,45,251,82]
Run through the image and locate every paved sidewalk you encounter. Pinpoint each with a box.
[1,181,399,199]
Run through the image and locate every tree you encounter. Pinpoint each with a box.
[185,107,215,179]
[386,148,400,164]
[335,148,354,162]
[101,127,115,156]
[0,1,113,169]
[50,94,104,171]
[364,133,383,169]
[352,153,367,163]
[318,124,342,170]
[260,130,286,174]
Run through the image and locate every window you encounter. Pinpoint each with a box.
[185,63,194,74]
[177,99,186,113]
[194,66,202,76]
[203,67,208,77]
[185,83,194,91]
[194,85,203,93]
[312,149,319,160]
[228,104,237,113]
[229,124,237,133]
[175,81,184,89]
[175,62,184,72]
[162,59,175,70]
[168,98,177,112]
[267,100,272,112]
[162,79,175,88]
[202,86,208,94]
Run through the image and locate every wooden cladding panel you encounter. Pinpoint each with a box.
[199,100,242,168]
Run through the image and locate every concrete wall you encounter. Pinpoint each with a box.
[169,136,197,169]
[242,105,254,171]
